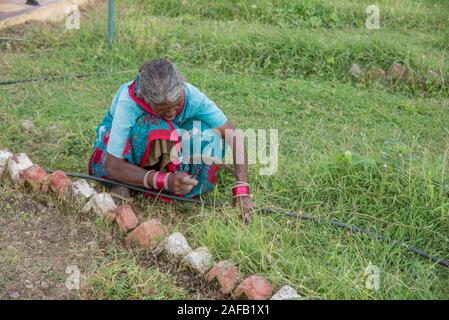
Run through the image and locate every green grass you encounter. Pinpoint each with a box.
[0,0,448,299]
[127,0,449,32]
[82,252,191,300]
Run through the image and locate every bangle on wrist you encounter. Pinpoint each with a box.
[232,185,250,197]
[143,170,155,189]
[152,172,159,189]
[232,194,251,199]
[153,172,169,190]
[164,172,172,190]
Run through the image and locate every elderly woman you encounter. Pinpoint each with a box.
[89,59,255,221]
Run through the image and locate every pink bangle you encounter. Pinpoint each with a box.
[164,172,172,190]
[232,185,250,197]
[152,172,159,189]
[233,194,251,199]
[155,172,166,190]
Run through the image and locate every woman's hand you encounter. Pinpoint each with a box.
[233,196,256,223]
[167,173,198,195]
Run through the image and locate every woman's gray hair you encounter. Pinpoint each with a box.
[137,59,182,105]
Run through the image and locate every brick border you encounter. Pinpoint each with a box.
[0,149,301,300]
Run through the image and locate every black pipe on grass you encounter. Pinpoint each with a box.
[0,70,134,86]
[258,208,449,268]
[46,169,449,269]
[0,73,95,86]
[47,170,212,206]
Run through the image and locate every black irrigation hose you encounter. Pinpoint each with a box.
[258,208,449,268]
[46,170,212,206]
[47,170,449,269]
[0,73,93,86]
[0,70,134,86]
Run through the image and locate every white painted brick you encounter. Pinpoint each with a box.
[67,179,97,203]
[156,232,192,258]
[0,149,13,180]
[82,192,117,222]
[7,153,33,183]
[183,246,214,274]
[270,285,301,300]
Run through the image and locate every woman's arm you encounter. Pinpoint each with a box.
[105,153,198,194]
[215,120,256,222]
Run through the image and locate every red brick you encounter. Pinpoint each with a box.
[19,165,49,192]
[206,260,241,294]
[47,170,72,196]
[233,275,273,300]
[104,211,118,224]
[114,205,139,232]
[126,219,167,249]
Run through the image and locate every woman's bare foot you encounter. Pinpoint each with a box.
[108,185,133,205]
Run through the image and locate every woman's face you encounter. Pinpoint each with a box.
[152,93,184,121]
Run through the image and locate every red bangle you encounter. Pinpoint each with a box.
[152,172,159,189]
[232,185,250,197]
[164,172,172,190]
[155,172,167,190]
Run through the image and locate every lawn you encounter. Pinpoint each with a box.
[0,0,448,299]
